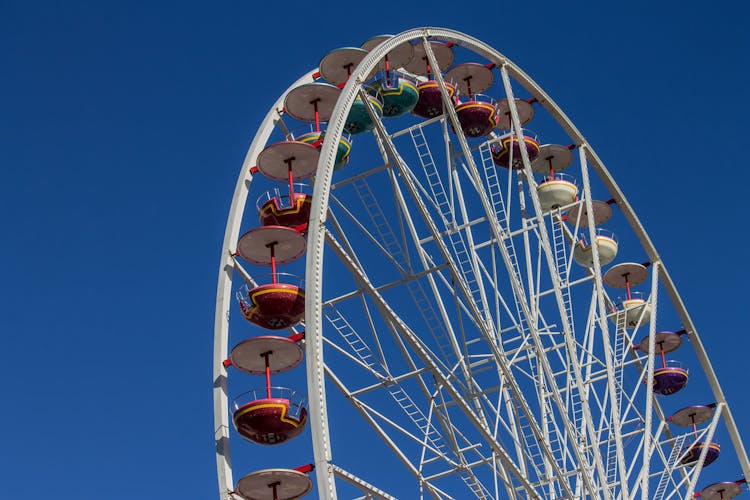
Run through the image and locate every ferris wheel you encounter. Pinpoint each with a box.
[213,28,750,499]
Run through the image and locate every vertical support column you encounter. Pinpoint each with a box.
[578,146,618,498]
[686,402,724,495]
[641,261,660,499]
[499,65,607,498]
[451,167,495,333]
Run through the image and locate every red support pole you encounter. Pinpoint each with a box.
[548,157,554,180]
[269,243,278,284]
[465,77,473,99]
[286,159,295,206]
[625,274,632,300]
[313,100,320,132]
[264,352,272,399]
[384,55,391,86]
[271,482,279,500]
[660,344,667,368]
[692,415,698,438]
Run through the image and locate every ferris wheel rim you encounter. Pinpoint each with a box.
[305,26,750,496]
[212,68,319,500]
[214,27,750,500]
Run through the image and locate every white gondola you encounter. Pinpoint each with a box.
[573,228,618,267]
[536,172,578,211]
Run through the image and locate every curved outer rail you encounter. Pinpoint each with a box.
[215,27,749,499]
[212,70,317,500]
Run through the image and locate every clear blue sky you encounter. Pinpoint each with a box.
[2,1,748,498]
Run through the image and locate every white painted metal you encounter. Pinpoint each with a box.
[213,69,317,500]
[214,27,749,500]
[641,261,660,500]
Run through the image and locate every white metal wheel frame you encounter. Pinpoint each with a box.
[213,28,750,500]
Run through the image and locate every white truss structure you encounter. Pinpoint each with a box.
[213,28,749,499]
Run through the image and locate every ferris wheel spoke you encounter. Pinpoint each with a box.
[227,252,258,288]
[428,394,509,488]
[325,219,550,496]
[423,392,500,498]
[356,395,458,466]
[474,196,602,498]
[632,420,666,496]
[400,148,493,331]
[475,246,532,342]
[369,111,496,339]
[329,225,478,400]
[450,147,572,426]
[419,253,477,338]
[329,464,399,500]
[379,347,517,497]
[327,194,407,275]
[565,333,611,490]
[568,150,635,497]
[457,296,587,495]
[329,347,474,467]
[578,289,603,369]
[321,335,386,381]
[348,176,411,267]
[646,436,684,500]
[322,366,446,500]
[416,43,507,330]
[330,159,395,191]
[324,229,464,395]
[339,171,476,379]
[499,67,576,333]
[344,167,472,369]
[324,310,459,463]
[451,166,496,327]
